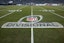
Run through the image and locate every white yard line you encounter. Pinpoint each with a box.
[54,7,64,11]
[31,6,34,43]
[31,27,34,43]
[0,6,26,19]
[50,12,64,19]
[40,7,64,19]
[57,8,64,11]
[31,6,33,16]
[0,12,15,19]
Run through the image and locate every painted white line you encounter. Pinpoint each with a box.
[0,6,26,19]
[0,12,15,19]
[31,27,34,43]
[57,8,64,11]
[53,7,64,11]
[31,6,34,43]
[31,6,33,16]
[40,7,64,19]
[50,12,64,19]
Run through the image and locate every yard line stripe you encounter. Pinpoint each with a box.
[31,6,34,43]
[31,27,34,43]
[0,6,27,19]
[0,12,14,19]
[52,7,64,11]
[56,8,64,11]
[39,6,64,19]
[50,12,64,19]
[31,6,33,16]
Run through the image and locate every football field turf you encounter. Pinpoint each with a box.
[0,5,64,43]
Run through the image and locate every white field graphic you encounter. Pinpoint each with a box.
[1,22,64,28]
[1,7,64,28]
[1,6,64,43]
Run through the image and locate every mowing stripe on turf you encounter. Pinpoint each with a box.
[0,6,27,19]
[39,6,64,19]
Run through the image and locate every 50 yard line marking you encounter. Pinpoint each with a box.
[31,6,34,43]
